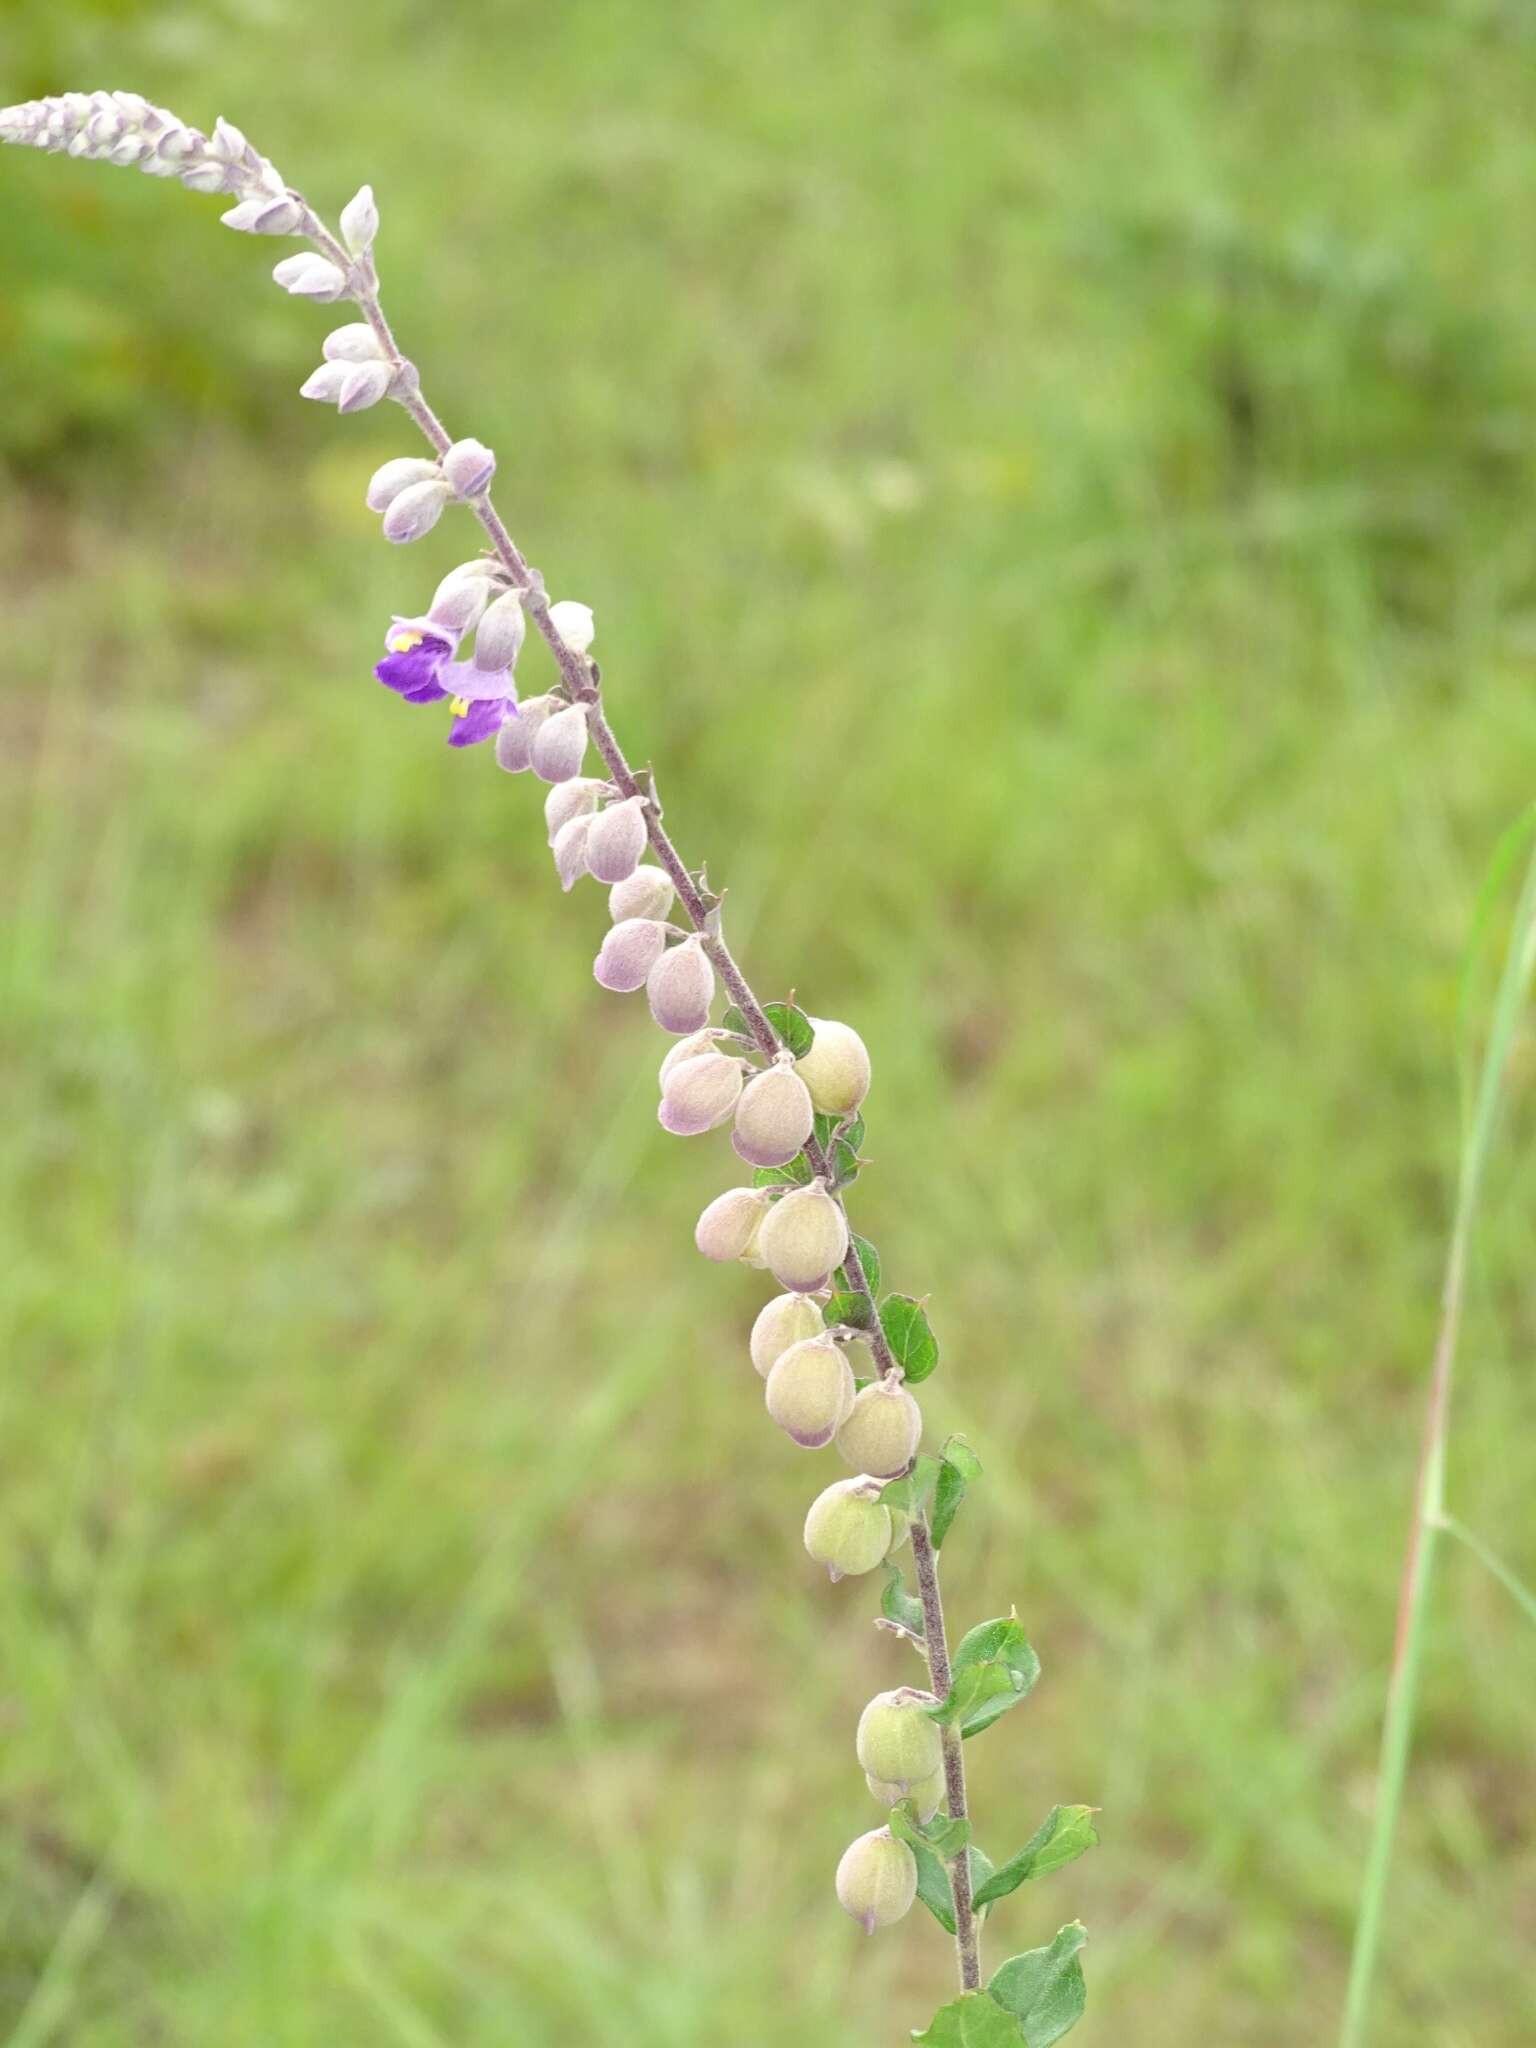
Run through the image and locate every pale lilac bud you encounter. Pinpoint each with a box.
[694,1187,771,1264]
[758,1182,849,1293]
[749,1291,827,1378]
[765,1333,856,1448]
[530,703,589,783]
[180,159,234,195]
[339,183,379,257]
[299,364,348,405]
[324,323,386,364]
[382,479,452,544]
[610,866,674,923]
[221,193,303,234]
[835,1829,917,1934]
[552,814,594,891]
[585,796,648,885]
[732,1063,814,1169]
[210,116,249,163]
[593,918,668,994]
[338,361,392,413]
[272,253,349,302]
[494,694,555,775]
[473,591,526,672]
[837,1379,923,1477]
[646,936,715,1035]
[659,1053,744,1137]
[545,778,606,846]
[427,566,497,634]
[442,438,496,499]
[856,1688,943,1791]
[659,1029,725,1084]
[804,1476,895,1581]
[366,456,439,512]
[867,1767,944,1823]
[794,1017,871,1116]
[547,600,595,653]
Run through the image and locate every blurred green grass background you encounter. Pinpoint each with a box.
[2,2,1535,2043]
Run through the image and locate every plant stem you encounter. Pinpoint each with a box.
[311,204,977,1987]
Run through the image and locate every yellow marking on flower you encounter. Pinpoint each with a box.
[387,630,425,653]
[449,695,471,718]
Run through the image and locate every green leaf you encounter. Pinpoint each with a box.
[751,1155,814,1189]
[888,1800,971,1861]
[823,1289,873,1331]
[941,1434,982,1481]
[929,1659,1021,1732]
[879,1454,940,1518]
[989,1924,1088,2047]
[930,1456,968,1549]
[911,1992,1023,2047]
[879,1294,939,1383]
[844,1233,881,1297]
[937,1614,1041,1738]
[910,1845,996,1939]
[762,1001,815,1056]
[971,1807,1099,1910]
[878,1560,925,1642]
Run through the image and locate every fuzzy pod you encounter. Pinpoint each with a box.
[339,183,379,255]
[646,937,715,1036]
[794,1017,872,1117]
[593,919,668,995]
[748,1291,827,1379]
[856,1689,944,1792]
[765,1334,856,1449]
[494,694,555,775]
[694,1187,770,1264]
[731,1062,815,1169]
[610,865,674,924]
[338,361,392,413]
[299,363,347,405]
[803,1476,894,1581]
[531,703,589,783]
[544,778,607,847]
[272,252,348,301]
[865,1766,944,1824]
[758,1182,849,1293]
[835,1828,917,1933]
[658,1028,724,1085]
[547,600,595,653]
[473,590,526,673]
[551,814,593,891]
[585,796,649,885]
[382,479,452,544]
[835,1379,922,1478]
[221,193,302,234]
[323,323,385,364]
[428,566,497,635]
[442,437,496,498]
[658,1052,745,1137]
[366,456,439,512]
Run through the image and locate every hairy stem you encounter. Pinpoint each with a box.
[308,204,975,1985]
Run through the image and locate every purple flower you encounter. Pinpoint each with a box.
[374,619,517,746]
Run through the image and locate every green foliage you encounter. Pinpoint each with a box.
[930,1435,980,1547]
[931,1615,1040,1738]
[723,1000,814,1056]
[845,1231,881,1296]
[822,1287,873,1330]
[912,1991,1023,2047]
[878,1560,925,1643]
[989,1925,1089,2047]
[878,1293,940,1383]
[753,1156,813,1189]
[972,1806,1099,1910]
[907,1841,997,1939]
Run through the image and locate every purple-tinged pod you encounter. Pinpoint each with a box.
[647,936,715,1035]
[855,1688,943,1793]
[299,363,347,405]
[749,1291,827,1378]
[366,456,440,512]
[272,252,348,302]
[473,590,526,672]
[694,1187,770,1264]
[442,437,496,499]
[339,183,379,256]
[494,694,555,775]
[530,703,589,783]
[835,1829,917,1934]
[836,1379,922,1478]
[794,1017,872,1117]
[758,1182,848,1293]
[659,1028,724,1085]
[659,1052,744,1137]
[610,865,674,924]
[428,566,497,635]
[731,1062,814,1169]
[593,919,668,994]
[324,323,386,364]
[866,1767,944,1823]
[803,1476,894,1581]
[586,796,649,886]
[381,479,452,544]
[551,814,593,891]
[765,1334,856,1449]
[544,778,607,847]
[338,361,391,413]
[221,193,303,234]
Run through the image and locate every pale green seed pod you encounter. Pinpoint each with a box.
[794,1016,871,1117]
[758,1182,849,1294]
[835,1827,917,1934]
[748,1291,827,1378]
[695,1187,770,1264]
[610,865,674,924]
[855,1688,943,1793]
[803,1476,894,1581]
[764,1334,855,1449]
[835,1378,923,1478]
[732,1062,815,1169]
[865,1765,944,1823]
[659,1052,745,1137]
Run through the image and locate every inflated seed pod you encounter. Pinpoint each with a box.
[866,1766,945,1824]
[585,795,649,886]
[835,1828,917,1934]
[494,693,556,775]
[856,1688,943,1793]
[758,1182,849,1293]
[545,777,606,846]
[659,1028,722,1085]
[835,1379,923,1477]
[749,1291,827,1378]
[803,1476,894,1581]
[659,1052,745,1136]
[647,936,716,1035]
[551,813,593,891]
[695,1187,770,1264]
[794,1016,871,1117]
[610,865,674,923]
[731,1062,815,1169]
[593,918,668,993]
[531,702,589,783]
[764,1334,856,1449]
